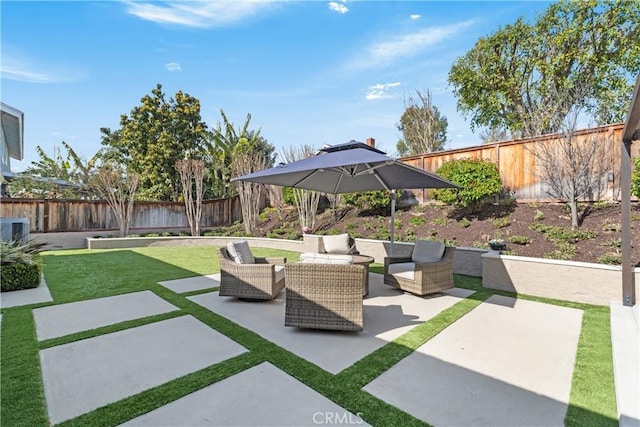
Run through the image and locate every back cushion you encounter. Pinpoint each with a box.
[411,240,445,263]
[322,233,351,254]
[299,252,353,265]
[227,240,255,264]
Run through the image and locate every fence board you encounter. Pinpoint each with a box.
[400,123,637,202]
[0,197,243,233]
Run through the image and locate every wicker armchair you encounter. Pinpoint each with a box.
[217,247,286,300]
[284,263,365,331]
[384,246,456,296]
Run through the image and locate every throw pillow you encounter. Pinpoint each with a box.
[411,240,445,263]
[322,233,351,254]
[227,240,255,264]
[299,252,354,265]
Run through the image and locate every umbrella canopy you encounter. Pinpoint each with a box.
[232,141,459,255]
[232,141,457,193]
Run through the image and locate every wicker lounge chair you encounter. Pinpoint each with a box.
[384,244,455,296]
[284,263,365,331]
[217,247,286,300]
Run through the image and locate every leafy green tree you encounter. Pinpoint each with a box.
[631,157,640,199]
[206,110,275,198]
[396,90,447,157]
[100,84,208,201]
[448,0,640,137]
[8,142,98,198]
[432,158,503,209]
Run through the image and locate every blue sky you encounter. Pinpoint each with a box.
[1,0,552,171]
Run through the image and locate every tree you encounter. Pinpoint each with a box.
[632,157,640,199]
[448,0,640,137]
[396,90,448,157]
[206,110,275,198]
[281,145,320,232]
[100,84,208,201]
[232,153,269,235]
[529,86,613,229]
[479,127,511,145]
[175,159,208,236]
[89,165,140,237]
[8,142,99,198]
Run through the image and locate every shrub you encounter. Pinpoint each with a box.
[601,219,621,233]
[408,216,426,226]
[342,191,391,212]
[544,242,576,260]
[597,252,622,265]
[431,158,503,208]
[602,238,622,248]
[1,241,43,292]
[509,235,531,245]
[529,223,597,243]
[459,217,471,228]
[492,217,510,228]
[432,217,449,226]
[533,210,545,221]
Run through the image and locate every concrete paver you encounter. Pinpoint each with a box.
[0,276,53,308]
[34,290,178,341]
[364,295,583,426]
[40,315,247,424]
[158,274,220,294]
[121,362,370,427]
[189,273,473,374]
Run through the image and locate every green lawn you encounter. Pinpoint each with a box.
[0,246,617,426]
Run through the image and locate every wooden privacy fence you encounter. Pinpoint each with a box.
[401,123,638,203]
[0,197,242,233]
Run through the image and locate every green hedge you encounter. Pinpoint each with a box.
[1,261,42,292]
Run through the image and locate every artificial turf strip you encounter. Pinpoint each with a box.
[0,309,49,427]
[336,290,494,389]
[38,310,187,350]
[179,286,220,297]
[565,306,618,427]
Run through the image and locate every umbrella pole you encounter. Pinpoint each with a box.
[390,190,396,256]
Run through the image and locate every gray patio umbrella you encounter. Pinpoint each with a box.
[232,140,459,255]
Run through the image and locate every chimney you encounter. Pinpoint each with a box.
[365,137,375,147]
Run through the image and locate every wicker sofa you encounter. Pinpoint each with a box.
[384,242,455,296]
[284,262,365,331]
[217,246,286,300]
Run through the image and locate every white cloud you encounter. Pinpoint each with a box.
[328,1,348,14]
[410,14,421,20]
[349,20,474,71]
[165,62,182,71]
[365,82,401,100]
[122,1,280,28]
[0,49,86,83]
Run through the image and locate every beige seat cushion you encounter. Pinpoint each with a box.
[322,233,351,254]
[227,240,255,264]
[274,265,285,283]
[299,252,353,265]
[388,262,415,281]
[412,240,445,263]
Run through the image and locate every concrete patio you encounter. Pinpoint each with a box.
[2,271,627,426]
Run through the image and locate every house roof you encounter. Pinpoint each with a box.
[1,102,24,161]
[623,73,640,143]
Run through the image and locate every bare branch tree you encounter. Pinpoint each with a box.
[175,159,208,236]
[232,153,268,235]
[281,145,321,232]
[396,89,448,156]
[529,85,613,228]
[89,166,140,237]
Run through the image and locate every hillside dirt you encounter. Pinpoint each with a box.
[252,201,639,266]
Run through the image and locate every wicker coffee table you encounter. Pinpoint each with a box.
[352,254,374,296]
